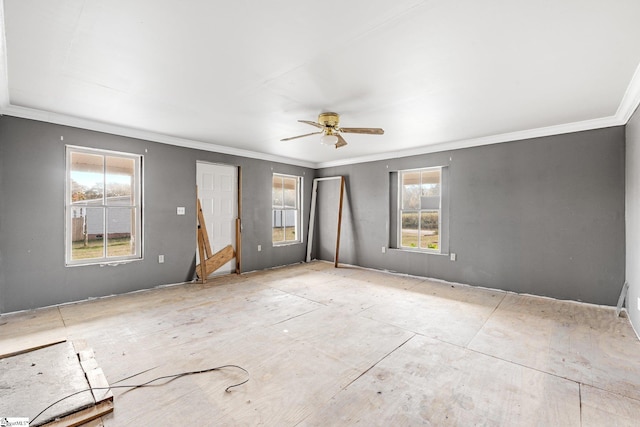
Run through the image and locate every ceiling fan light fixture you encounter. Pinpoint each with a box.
[320,134,338,146]
[281,112,383,149]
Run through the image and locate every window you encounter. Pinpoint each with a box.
[399,167,442,252]
[272,173,302,245]
[66,146,142,265]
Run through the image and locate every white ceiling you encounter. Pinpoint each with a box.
[2,0,640,168]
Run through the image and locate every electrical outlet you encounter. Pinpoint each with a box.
[381,246,386,253]
[158,255,164,264]
[450,253,456,261]
[258,244,262,252]
[177,207,185,215]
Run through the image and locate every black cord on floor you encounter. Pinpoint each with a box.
[30,364,249,425]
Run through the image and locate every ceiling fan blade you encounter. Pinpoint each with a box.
[298,120,325,129]
[339,127,384,135]
[281,131,322,142]
[335,133,348,148]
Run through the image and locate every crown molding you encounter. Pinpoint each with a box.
[316,115,624,168]
[0,104,316,168]
[0,103,628,171]
[616,61,640,124]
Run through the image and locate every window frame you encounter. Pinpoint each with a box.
[65,145,143,266]
[397,166,443,253]
[272,173,303,246]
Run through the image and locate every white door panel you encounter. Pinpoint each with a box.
[196,162,237,275]
[202,173,214,190]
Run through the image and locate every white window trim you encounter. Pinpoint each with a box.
[272,173,303,246]
[397,166,443,254]
[65,145,144,266]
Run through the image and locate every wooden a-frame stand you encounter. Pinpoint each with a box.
[195,189,237,284]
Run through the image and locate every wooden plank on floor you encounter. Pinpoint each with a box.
[72,339,89,353]
[75,419,104,427]
[43,400,113,427]
[0,340,114,426]
[0,342,95,426]
[78,348,95,362]
[85,368,114,403]
[80,358,99,372]
[74,342,114,404]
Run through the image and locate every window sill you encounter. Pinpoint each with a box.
[273,241,303,248]
[65,258,143,267]
[389,248,448,256]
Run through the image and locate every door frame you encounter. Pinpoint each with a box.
[195,161,242,275]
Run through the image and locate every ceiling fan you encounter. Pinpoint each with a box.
[281,112,384,148]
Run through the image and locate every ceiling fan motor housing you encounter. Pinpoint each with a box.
[318,112,340,128]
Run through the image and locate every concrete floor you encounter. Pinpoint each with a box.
[1,261,639,426]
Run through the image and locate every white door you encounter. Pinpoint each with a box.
[196,162,237,275]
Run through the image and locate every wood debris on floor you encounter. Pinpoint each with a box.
[0,340,113,426]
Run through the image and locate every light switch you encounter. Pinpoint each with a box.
[177,207,185,215]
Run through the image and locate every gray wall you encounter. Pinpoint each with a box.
[0,116,314,313]
[626,108,640,335]
[316,127,625,306]
[0,116,627,313]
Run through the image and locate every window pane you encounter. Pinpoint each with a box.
[420,211,439,250]
[272,209,285,242]
[70,152,104,203]
[106,207,135,257]
[283,177,297,208]
[283,209,298,242]
[400,211,419,248]
[421,169,440,197]
[71,207,104,260]
[272,173,302,245]
[396,167,445,253]
[67,147,142,265]
[106,156,134,206]
[272,176,283,207]
[402,172,420,209]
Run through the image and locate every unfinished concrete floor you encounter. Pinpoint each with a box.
[1,261,639,426]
